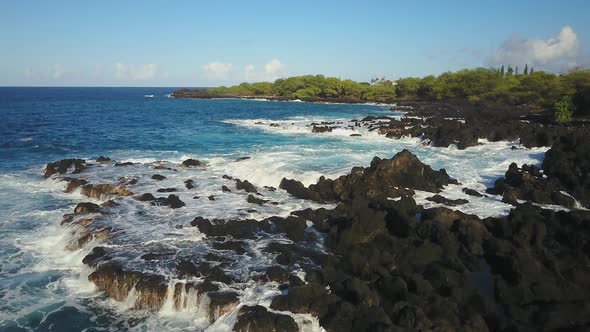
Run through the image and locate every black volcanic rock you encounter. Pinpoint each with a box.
[462,187,483,197]
[74,202,101,214]
[234,305,298,332]
[157,188,177,193]
[88,263,167,310]
[63,177,88,192]
[191,217,263,239]
[114,161,134,167]
[426,194,468,206]
[482,203,590,330]
[82,246,110,267]
[44,158,86,177]
[312,125,334,133]
[236,179,257,193]
[542,130,590,208]
[182,158,206,167]
[135,193,156,201]
[487,162,578,208]
[152,194,185,208]
[96,156,111,163]
[184,179,195,189]
[247,194,267,205]
[279,178,322,202]
[281,149,457,204]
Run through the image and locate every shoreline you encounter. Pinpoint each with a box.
[5,93,590,331]
[37,126,590,331]
[171,89,396,105]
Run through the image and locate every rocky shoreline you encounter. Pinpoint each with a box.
[40,101,590,331]
[171,89,388,104]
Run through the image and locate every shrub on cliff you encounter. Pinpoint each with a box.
[553,96,574,123]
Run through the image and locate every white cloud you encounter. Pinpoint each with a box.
[23,67,33,78]
[202,62,233,79]
[22,64,73,80]
[50,64,65,79]
[488,26,580,71]
[244,64,255,80]
[115,63,159,80]
[202,59,287,82]
[241,59,287,82]
[263,59,286,80]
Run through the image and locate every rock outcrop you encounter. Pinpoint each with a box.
[234,305,298,332]
[182,159,206,167]
[44,158,86,178]
[281,149,457,204]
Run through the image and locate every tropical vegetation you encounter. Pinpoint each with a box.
[204,67,590,117]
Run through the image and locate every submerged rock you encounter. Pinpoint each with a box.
[312,125,333,133]
[207,291,240,322]
[462,187,484,197]
[157,187,177,193]
[234,305,298,332]
[426,194,468,206]
[82,246,110,267]
[74,202,101,214]
[152,194,185,209]
[63,178,88,192]
[80,183,133,199]
[191,217,263,239]
[114,161,134,167]
[247,194,267,205]
[184,179,195,189]
[140,251,176,261]
[211,240,247,254]
[235,179,257,193]
[44,158,86,178]
[176,260,234,284]
[182,158,206,167]
[135,193,156,201]
[151,174,166,181]
[67,227,113,251]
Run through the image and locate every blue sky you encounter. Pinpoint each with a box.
[1,0,588,86]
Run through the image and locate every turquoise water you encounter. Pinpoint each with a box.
[0,88,546,331]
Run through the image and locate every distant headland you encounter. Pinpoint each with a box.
[173,67,590,122]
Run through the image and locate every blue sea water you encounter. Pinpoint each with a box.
[0,87,547,331]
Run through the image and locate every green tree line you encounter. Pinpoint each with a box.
[207,74,396,102]
[205,68,590,118]
[395,67,590,118]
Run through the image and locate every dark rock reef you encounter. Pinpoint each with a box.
[487,129,589,209]
[365,101,579,150]
[44,158,86,178]
[43,124,590,331]
[280,149,457,204]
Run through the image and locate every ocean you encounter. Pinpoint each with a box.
[0,87,547,331]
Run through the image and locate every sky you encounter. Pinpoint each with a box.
[1,0,589,87]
